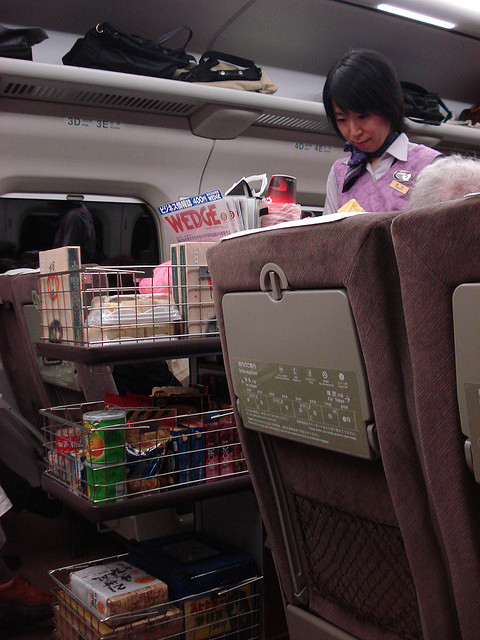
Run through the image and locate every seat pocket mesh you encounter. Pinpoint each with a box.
[293,491,423,639]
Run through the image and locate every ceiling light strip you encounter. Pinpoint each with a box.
[377,4,455,29]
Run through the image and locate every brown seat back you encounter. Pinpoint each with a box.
[208,213,459,640]
[392,196,480,640]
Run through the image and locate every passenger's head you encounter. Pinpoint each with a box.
[408,155,480,211]
[323,49,405,139]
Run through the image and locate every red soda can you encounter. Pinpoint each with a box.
[265,175,297,204]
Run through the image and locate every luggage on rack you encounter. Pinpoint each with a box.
[0,24,48,60]
[176,50,277,94]
[62,22,195,79]
[401,81,452,125]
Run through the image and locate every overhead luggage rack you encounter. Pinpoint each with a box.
[0,57,334,138]
[1,57,479,150]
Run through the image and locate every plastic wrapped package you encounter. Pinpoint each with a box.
[125,423,172,494]
[86,294,181,344]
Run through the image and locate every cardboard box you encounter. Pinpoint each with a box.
[170,242,215,335]
[69,560,168,622]
[39,246,83,344]
[184,582,255,640]
[54,591,182,640]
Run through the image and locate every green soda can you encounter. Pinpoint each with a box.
[83,409,126,465]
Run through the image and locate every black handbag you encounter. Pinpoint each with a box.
[401,81,452,125]
[62,22,195,79]
[178,51,262,83]
[0,24,48,60]
[177,50,277,94]
[459,104,480,125]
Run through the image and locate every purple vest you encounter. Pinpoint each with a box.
[333,144,442,212]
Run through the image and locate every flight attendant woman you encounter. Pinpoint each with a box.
[322,49,442,215]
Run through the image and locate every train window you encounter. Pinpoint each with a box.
[131,214,160,264]
[0,194,160,272]
[19,210,59,252]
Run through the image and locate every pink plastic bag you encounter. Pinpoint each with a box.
[138,260,172,296]
[260,203,302,228]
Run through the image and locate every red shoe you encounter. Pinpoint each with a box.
[0,573,54,619]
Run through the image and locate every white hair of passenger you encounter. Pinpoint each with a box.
[408,154,480,211]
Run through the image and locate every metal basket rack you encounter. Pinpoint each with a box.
[41,401,249,519]
[50,554,263,640]
[36,263,218,349]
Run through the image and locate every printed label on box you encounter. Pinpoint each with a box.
[39,246,83,344]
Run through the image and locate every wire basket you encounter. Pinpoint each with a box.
[50,554,263,640]
[37,262,217,347]
[42,401,247,504]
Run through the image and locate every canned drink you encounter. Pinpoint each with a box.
[83,410,126,465]
[55,427,82,454]
[265,175,297,204]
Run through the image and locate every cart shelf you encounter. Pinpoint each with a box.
[36,336,222,365]
[42,472,251,524]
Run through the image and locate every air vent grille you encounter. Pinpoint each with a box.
[1,80,198,116]
[255,112,333,134]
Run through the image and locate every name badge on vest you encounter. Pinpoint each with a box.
[390,180,410,194]
[390,169,413,194]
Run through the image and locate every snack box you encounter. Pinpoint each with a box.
[39,245,83,344]
[69,560,168,623]
[170,242,215,335]
[54,590,182,640]
[128,533,257,600]
[183,580,256,640]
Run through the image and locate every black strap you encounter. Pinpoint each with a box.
[199,50,259,70]
[96,22,193,52]
[436,96,452,123]
[153,25,193,50]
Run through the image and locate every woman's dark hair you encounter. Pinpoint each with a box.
[323,49,405,137]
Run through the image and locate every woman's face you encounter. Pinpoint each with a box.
[333,103,392,153]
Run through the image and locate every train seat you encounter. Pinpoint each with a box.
[207,212,458,640]
[0,270,116,430]
[392,195,480,640]
[0,271,54,428]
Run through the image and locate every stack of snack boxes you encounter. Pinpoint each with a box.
[52,536,259,640]
[54,559,182,640]
[170,242,216,336]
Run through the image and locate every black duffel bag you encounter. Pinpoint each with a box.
[401,81,452,125]
[62,22,195,79]
[0,24,48,60]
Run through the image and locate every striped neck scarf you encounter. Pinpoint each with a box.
[342,131,399,193]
